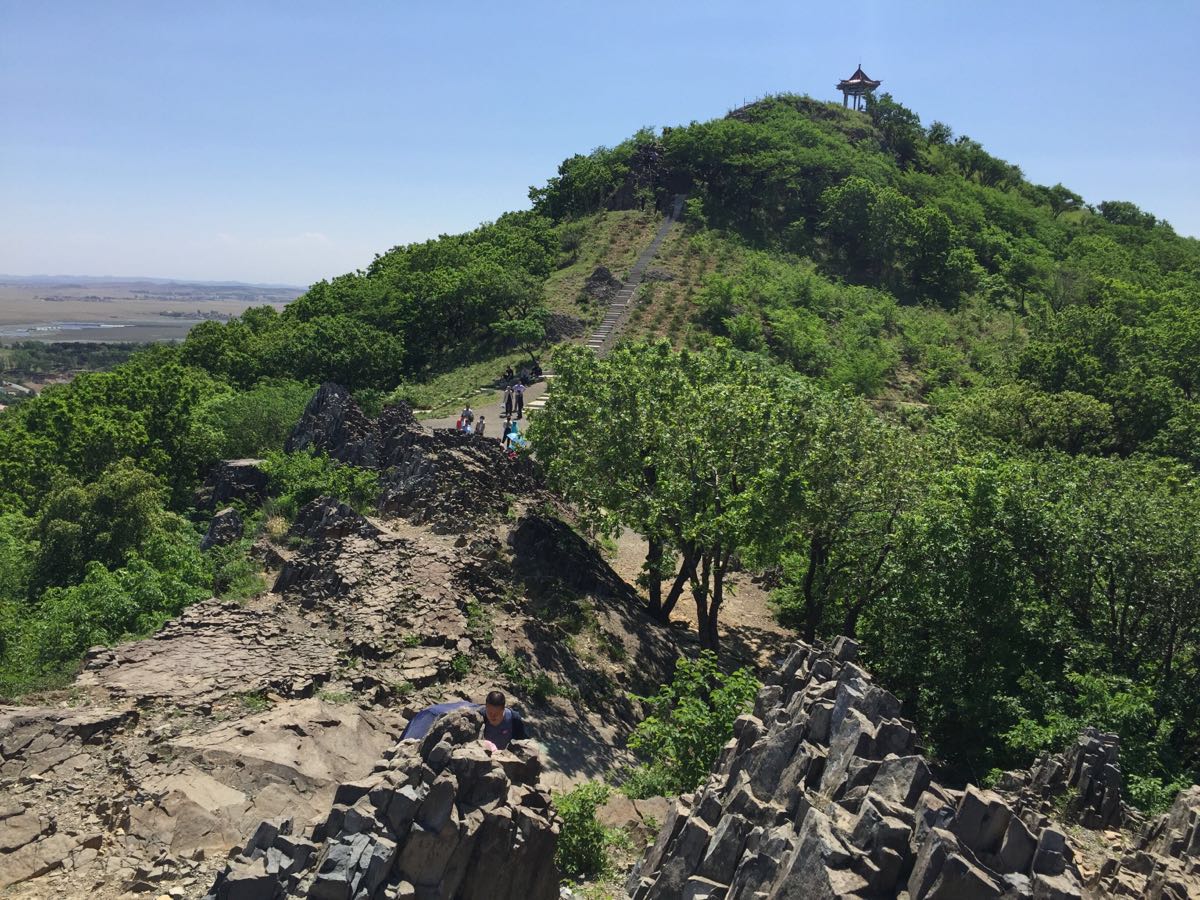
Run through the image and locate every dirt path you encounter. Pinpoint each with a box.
[610,528,791,672]
[418,378,550,434]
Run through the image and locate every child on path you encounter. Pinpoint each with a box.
[474,416,485,436]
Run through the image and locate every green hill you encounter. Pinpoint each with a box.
[1,92,1197,806]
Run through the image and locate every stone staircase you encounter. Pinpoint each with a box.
[524,195,685,415]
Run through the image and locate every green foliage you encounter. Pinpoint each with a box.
[625,651,758,796]
[2,522,211,696]
[197,379,314,458]
[260,450,380,518]
[554,781,612,880]
[858,452,1200,789]
[31,460,170,592]
[449,652,472,680]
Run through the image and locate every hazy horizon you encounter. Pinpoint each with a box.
[3,1,1198,286]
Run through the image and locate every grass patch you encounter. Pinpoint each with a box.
[238,691,272,712]
[465,599,494,643]
[449,652,472,680]
[317,690,354,704]
[385,350,540,414]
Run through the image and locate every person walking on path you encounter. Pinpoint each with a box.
[503,385,514,419]
[474,416,486,436]
[461,404,475,427]
[513,382,525,419]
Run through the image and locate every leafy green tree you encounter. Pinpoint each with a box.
[772,399,920,639]
[625,651,758,796]
[31,460,169,593]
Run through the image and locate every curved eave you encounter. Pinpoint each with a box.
[836,80,881,91]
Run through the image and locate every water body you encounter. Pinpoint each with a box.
[0,319,197,342]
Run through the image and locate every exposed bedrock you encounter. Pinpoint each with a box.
[203,706,560,900]
[629,637,1086,899]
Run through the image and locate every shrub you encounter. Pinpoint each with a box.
[625,651,759,797]
[199,379,314,459]
[261,450,380,518]
[554,781,611,880]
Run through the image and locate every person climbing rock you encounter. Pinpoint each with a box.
[482,690,526,751]
[398,690,527,751]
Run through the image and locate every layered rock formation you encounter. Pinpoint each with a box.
[204,706,559,900]
[629,637,1084,899]
[996,728,1130,833]
[1089,787,1200,898]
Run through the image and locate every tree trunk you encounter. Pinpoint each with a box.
[702,549,729,651]
[691,552,713,649]
[645,536,664,621]
[661,550,696,620]
[803,536,826,643]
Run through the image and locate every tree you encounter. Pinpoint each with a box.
[534,341,821,650]
[772,398,920,640]
[31,460,169,593]
[529,342,692,622]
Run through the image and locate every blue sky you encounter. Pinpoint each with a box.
[2,1,1197,285]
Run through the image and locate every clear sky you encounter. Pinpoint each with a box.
[2,1,1197,286]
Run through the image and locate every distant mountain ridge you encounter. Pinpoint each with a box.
[0,274,305,290]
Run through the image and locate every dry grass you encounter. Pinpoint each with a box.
[623,227,722,348]
[544,209,661,323]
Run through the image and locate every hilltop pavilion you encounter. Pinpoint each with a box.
[837,65,881,111]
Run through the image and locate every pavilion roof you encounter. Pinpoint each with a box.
[837,65,881,89]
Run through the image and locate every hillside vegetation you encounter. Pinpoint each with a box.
[0,92,1197,810]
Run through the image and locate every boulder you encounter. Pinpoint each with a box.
[201,506,244,550]
[203,704,559,900]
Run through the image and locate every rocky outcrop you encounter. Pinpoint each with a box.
[0,697,402,897]
[629,637,1084,899]
[1089,786,1200,899]
[582,266,623,303]
[203,706,560,900]
[78,599,340,704]
[285,383,540,531]
[196,458,269,510]
[996,728,1130,832]
[202,506,245,550]
[376,429,539,532]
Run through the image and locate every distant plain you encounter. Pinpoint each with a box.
[0,277,303,342]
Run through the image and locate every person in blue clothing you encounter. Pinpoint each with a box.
[399,690,527,751]
[482,690,526,750]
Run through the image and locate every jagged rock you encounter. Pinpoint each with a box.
[1088,785,1200,898]
[582,266,622,303]
[196,459,269,510]
[632,639,1087,899]
[201,507,244,550]
[998,728,1129,832]
[203,706,559,900]
[543,312,586,341]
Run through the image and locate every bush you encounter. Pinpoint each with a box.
[624,651,759,797]
[554,781,611,880]
[260,450,380,518]
[199,379,314,458]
